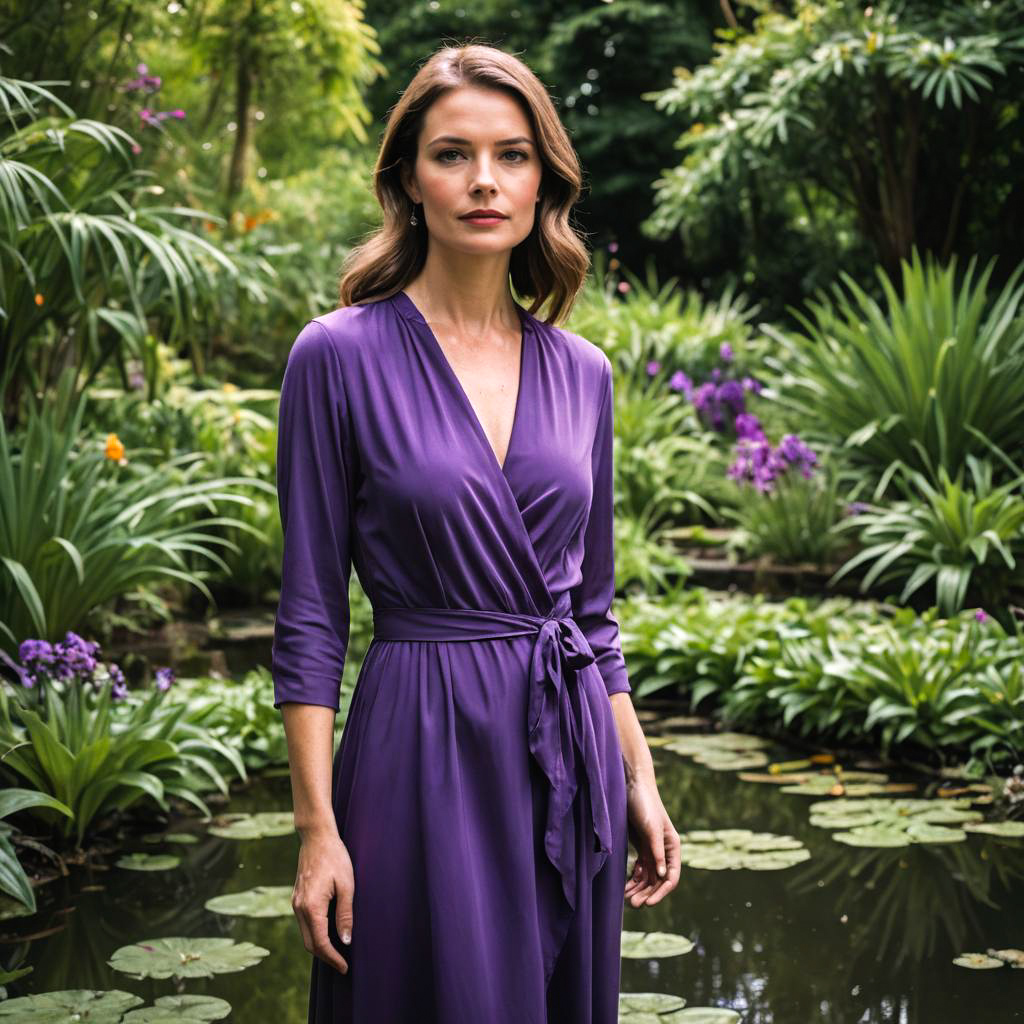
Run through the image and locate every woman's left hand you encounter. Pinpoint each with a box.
[624,773,681,908]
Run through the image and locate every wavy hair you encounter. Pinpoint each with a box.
[337,43,590,325]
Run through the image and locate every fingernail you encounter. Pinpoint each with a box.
[341,930,351,945]
[658,865,666,877]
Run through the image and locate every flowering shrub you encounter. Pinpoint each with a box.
[646,344,764,435]
[8,631,173,703]
[726,415,819,494]
[720,416,841,564]
[0,632,243,846]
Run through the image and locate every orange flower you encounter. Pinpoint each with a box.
[34,293,44,306]
[104,433,126,462]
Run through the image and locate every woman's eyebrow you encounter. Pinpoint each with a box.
[427,135,535,147]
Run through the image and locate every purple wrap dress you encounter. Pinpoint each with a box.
[271,288,632,1024]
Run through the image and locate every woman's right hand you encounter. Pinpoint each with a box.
[292,828,355,974]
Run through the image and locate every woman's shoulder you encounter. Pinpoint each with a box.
[534,314,612,385]
[286,296,394,371]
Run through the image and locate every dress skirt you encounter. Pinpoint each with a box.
[307,634,629,1023]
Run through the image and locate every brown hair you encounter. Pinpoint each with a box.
[336,43,590,325]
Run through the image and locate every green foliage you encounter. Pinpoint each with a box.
[643,0,1024,288]
[0,72,251,410]
[618,591,1024,767]
[168,668,293,773]
[570,266,772,531]
[763,249,1024,487]
[87,369,284,605]
[831,453,1024,614]
[0,671,247,847]
[0,788,73,912]
[724,458,846,566]
[0,376,274,649]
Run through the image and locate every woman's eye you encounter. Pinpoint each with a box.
[436,149,529,163]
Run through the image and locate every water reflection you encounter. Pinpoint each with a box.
[3,714,1022,1023]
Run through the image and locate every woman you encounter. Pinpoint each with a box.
[272,42,681,1024]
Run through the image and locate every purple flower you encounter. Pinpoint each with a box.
[60,631,100,676]
[108,662,128,701]
[777,434,818,477]
[845,500,870,516]
[718,379,745,412]
[729,433,818,492]
[668,370,692,398]
[646,359,661,376]
[975,608,989,623]
[155,667,175,691]
[719,341,734,363]
[608,241,619,253]
[734,412,765,441]
[741,375,763,395]
[139,107,186,127]
[19,638,56,667]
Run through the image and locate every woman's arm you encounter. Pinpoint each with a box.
[569,351,680,907]
[282,703,338,837]
[272,319,358,974]
[609,691,656,787]
[282,702,355,975]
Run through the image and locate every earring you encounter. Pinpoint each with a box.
[410,204,419,226]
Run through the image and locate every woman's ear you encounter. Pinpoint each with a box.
[399,160,420,206]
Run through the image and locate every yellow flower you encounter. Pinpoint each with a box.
[223,382,238,392]
[104,433,125,461]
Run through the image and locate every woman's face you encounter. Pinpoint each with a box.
[404,85,543,255]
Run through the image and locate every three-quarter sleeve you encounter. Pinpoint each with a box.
[271,319,355,712]
[570,355,632,697]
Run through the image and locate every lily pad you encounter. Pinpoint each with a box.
[809,797,983,846]
[678,830,810,870]
[832,827,912,848]
[962,821,1024,838]
[116,853,181,871]
[204,885,293,918]
[618,991,687,1022]
[122,994,232,1021]
[141,832,197,845]
[108,937,269,980]
[207,812,295,840]
[0,988,144,1021]
[664,733,768,757]
[953,953,1006,969]
[620,931,695,959]
[645,736,676,748]
[779,771,892,796]
[692,750,769,771]
[989,948,1024,967]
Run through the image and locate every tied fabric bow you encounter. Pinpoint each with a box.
[370,599,616,915]
[528,609,613,911]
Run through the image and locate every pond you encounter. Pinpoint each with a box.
[3,702,1022,1023]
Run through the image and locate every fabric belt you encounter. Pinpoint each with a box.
[371,591,612,912]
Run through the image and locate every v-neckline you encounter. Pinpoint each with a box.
[391,288,531,479]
